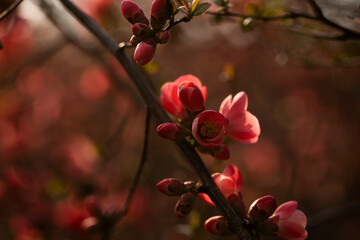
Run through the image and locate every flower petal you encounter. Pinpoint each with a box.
[226,111,260,143]
[277,221,308,239]
[274,201,298,219]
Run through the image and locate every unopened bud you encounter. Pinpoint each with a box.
[156,178,188,196]
[131,23,152,38]
[174,192,196,218]
[204,216,231,235]
[157,123,181,140]
[155,31,170,44]
[134,40,156,66]
[121,0,149,25]
[150,0,172,30]
[248,195,277,222]
[212,144,230,160]
[178,81,204,112]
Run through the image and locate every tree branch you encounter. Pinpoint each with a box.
[0,0,23,21]
[57,0,252,239]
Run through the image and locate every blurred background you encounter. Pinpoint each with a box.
[0,0,359,239]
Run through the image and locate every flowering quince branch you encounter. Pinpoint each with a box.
[157,164,308,240]
[58,0,252,239]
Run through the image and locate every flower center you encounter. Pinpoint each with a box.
[198,122,220,139]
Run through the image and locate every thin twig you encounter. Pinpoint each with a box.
[0,0,23,20]
[58,0,252,239]
[164,16,190,31]
[120,107,151,217]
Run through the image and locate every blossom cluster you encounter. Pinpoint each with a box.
[156,164,307,240]
[157,74,260,160]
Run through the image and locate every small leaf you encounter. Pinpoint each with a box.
[212,0,222,6]
[192,2,211,16]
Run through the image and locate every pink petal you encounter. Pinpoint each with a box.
[199,193,215,206]
[160,82,185,118]
[230,92,248,111]
[222,164,242,191]
[226,111,260,143]
[288,210,307,228]
[274,201,298,219]
[277,221,308,239]
[219,95,232,116]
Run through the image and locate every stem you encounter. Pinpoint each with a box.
[58,0,252,239]
[0,0,23,20]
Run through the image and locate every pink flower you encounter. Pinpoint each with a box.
[178,81,205,112]
[219,92,260,143]
[192,110,227,148]
[160,75,207,119]
[200,164,242,206]
[134,40,156,66]
[271,201,307,240]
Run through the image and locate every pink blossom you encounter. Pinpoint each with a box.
[192,110,227,148]
[219,91,260,143]
[160,75,207,119]
[200,164,242,206]
[271,201,308,240]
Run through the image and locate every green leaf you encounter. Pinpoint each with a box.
[192,2,211,16]
[212,0,222,6]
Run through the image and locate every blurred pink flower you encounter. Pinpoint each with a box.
[192,110,227,148]
[271,201,308,240]
[160,75,207,119]
[219,91,260,143]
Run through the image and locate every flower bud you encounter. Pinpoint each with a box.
[157,123,180,140]
[156,178,188,196]
[131,23,152,38]
[154,30,170,44]
[174,192,196,218]
[212,144,230,160]
[150,0,172,30]
[121,0,149,25]
[248,195,277,222]
[204,216,231,235]
[178,81,204,112]
[134,40,156,66]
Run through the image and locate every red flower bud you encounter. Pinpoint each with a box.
[178,81,205,112]
[134,40,156,66]
[150,0,172,30]
[204,216,231,235]
[157,123,180,140]
[174,192,196,218]
[121,0,149,25]
[212,144,230,160]
[131,23,152,38]
[154,30,170,44]
[156,178,188,196]
[248,195,277,222]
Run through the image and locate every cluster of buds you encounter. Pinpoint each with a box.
[156,164,307,240]
[157,74,261,160]
[121,0,172,65]
[156,179,198,218]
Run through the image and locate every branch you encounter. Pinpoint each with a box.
[58,0,252,239]
[0,0,23,21]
